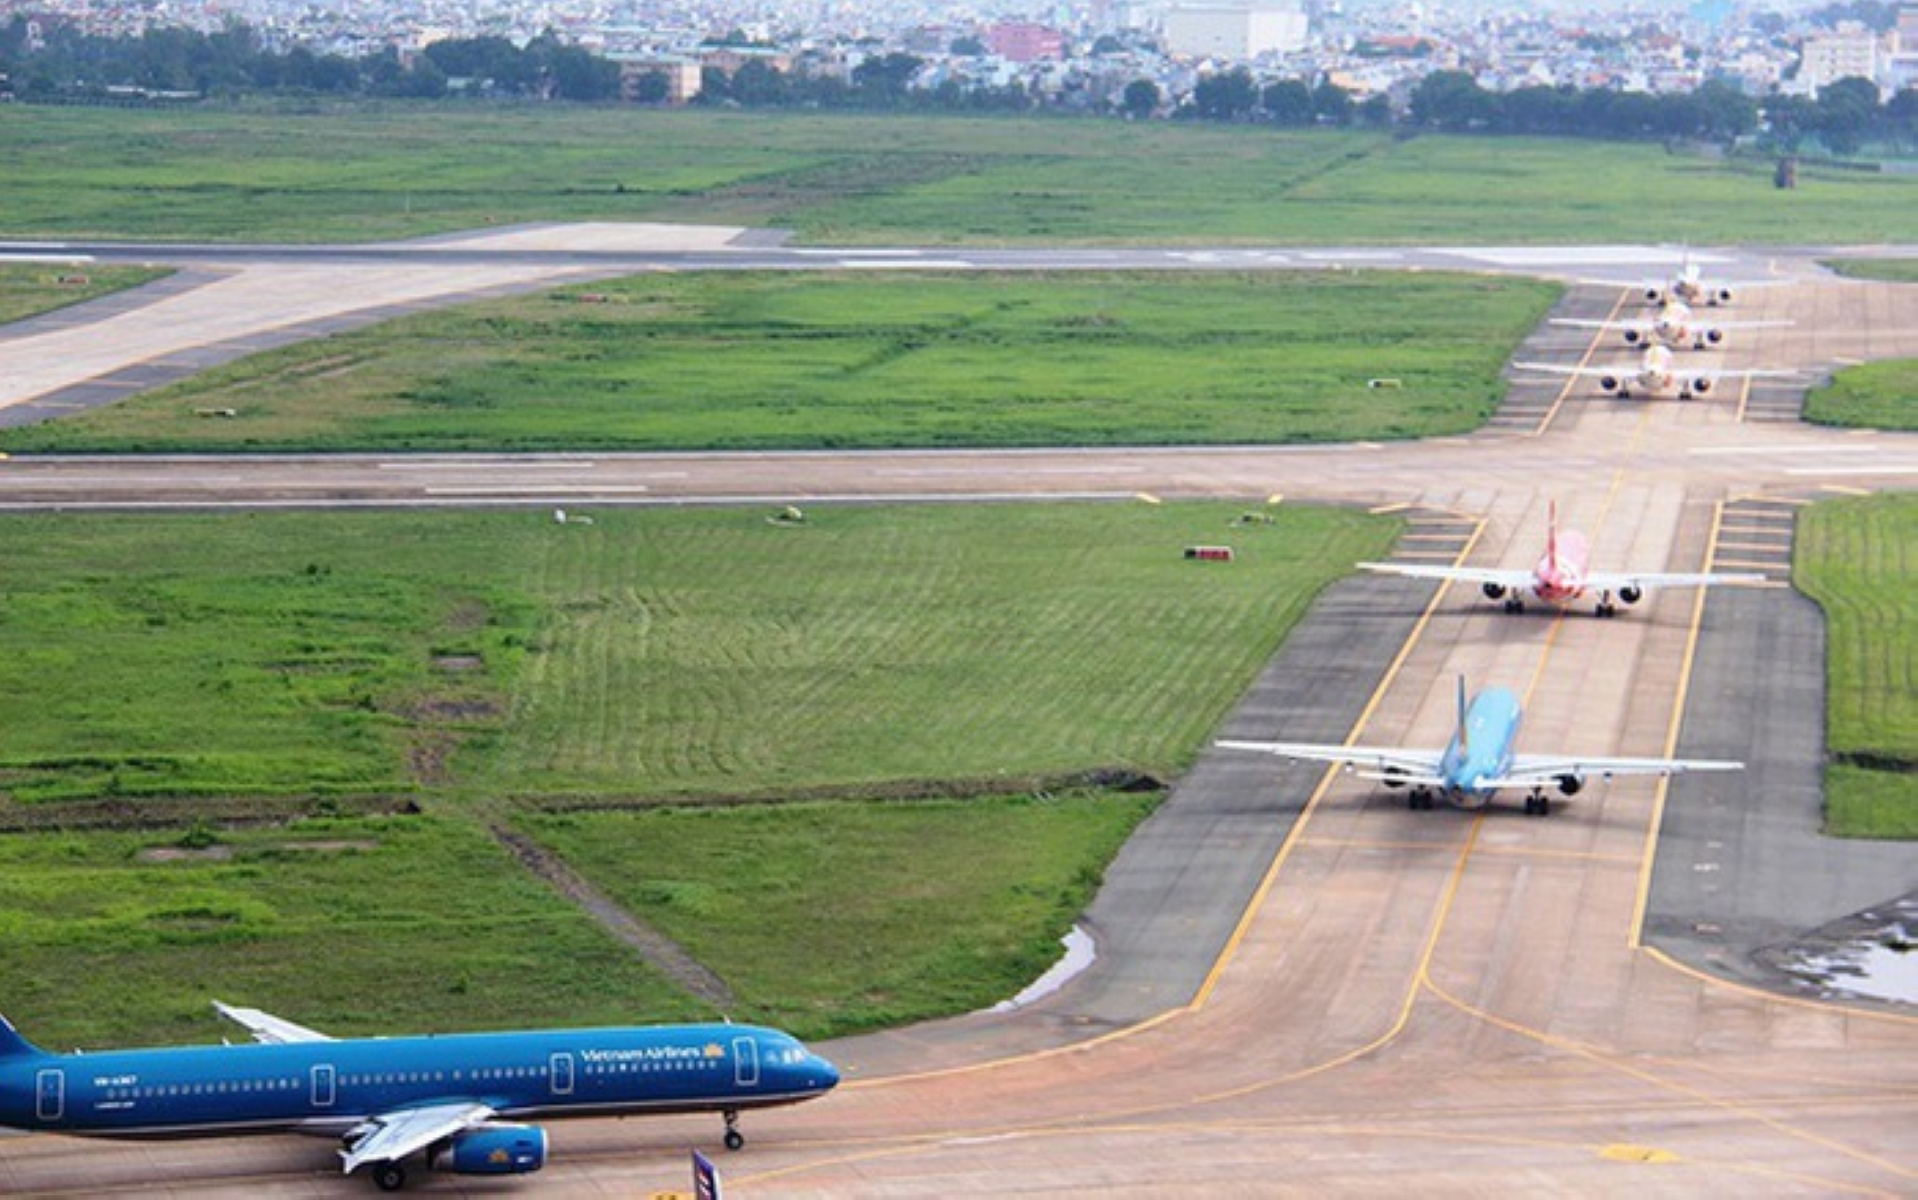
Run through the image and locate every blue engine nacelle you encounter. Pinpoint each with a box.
[432,1124,548,1176]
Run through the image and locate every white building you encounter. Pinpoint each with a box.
[1162,3,1308,61]
[1796,31,1879,95]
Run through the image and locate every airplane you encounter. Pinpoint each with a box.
[1217,678,1743,816]
[1512,343,1798,401]
[1355,501,1764,618]
[1628,252,1785,308]
[1551,299,1789,351]
[0,1001,839,1192]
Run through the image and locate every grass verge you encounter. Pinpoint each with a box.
[1795,494,1918,839]
[0,264,171,326]
[0,271,1559,453]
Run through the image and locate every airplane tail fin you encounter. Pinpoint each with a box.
[1456,675,1469,756]
[0,1014,47,1059]
[1546,500,1559,567]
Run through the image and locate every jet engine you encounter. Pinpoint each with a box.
[1554,774,1584,797]
[1597,376,1621,393]
[1705,328,1724,345]
[1617,584,1644,606]
[1481,582,1507,601]
[1623,329,1644,345]
[1713,287,1734,305]
[430,1125,547,1176]
[1642,286,1663,302]
[1381,766,1409,789]
[1689,377,1712,396]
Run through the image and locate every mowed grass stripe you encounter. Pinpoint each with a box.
[1795,494,1917,838]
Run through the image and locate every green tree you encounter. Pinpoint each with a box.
[1261,78,1314,126]
[1191,68,1258,121]
[1122,78,1159,119]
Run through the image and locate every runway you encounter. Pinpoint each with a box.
[0,228,1914,1195]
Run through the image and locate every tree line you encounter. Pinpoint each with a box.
[5,16,1916,155]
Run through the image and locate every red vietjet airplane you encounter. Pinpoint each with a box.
[1512,343,1799,400]
[1356,503,1766,618]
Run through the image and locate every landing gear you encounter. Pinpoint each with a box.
[723,1109,744,1151]
[1408,788,1435,811]
[1595,593,1617,619]
[1502,597,1525,614]
[1523,792,1551,817]
[370,1161,407,1193]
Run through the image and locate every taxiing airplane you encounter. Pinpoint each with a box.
[1356,502,1764,618]
[0,1002,839,1192]
[1552,299,1789,351]
[1218,679,1743,816]
[1512,343,1797,402]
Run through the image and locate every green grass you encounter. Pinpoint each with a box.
[1,106,1913,245]
[0,502,1391,1044]
[1805,357,1918,430]
[1820,258,1918,283]
[522,791,1155,1038]
[1795,494,1918,839]
[0,504,1388,803]
[0,263,170,325]
[0,815,702,1049]
[0,271,1560,453]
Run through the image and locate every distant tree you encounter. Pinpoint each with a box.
[1355,94,1394,128]
[1311,81,1353,126]
[851,52,922,108]
[393,56,448,99]
[1816,75,1881,154]
[628,70,669,104]
[1886,86,1918,142]
[1091,35,1126,56]
[693,65,732,105]
[1190,68,1257,121]
[1261,78,1314,126]
[1761,91,1820,151]
[1499,84,1576,134]
[1122,78,1159,119]
[1409,70,1497,130]
[1689,78,1759,142]
[950,35,987,57]
[546,45,619,101]
[730,58,787,106]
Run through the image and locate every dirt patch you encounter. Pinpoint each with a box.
[138,845,234,863]
[432,654,484,673]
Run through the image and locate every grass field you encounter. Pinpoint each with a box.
[1794,494,1918,839]
[1821,258,1918,283]
[521,791,1155,1038]
[0,271,1559,453]
[1805,356,1918,431]
[0,502,1393,1045]
[0,263,170,325]
[2,106,1913,245]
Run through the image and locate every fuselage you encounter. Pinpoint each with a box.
[0,1019,838,1141]
[1528,527,1591,605]
[1435,687,1523,807]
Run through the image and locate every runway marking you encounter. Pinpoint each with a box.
[1419,971,1917,1190]
[1533,288,1631,436]
[423,485,652,495]
[377,460,605,471]
[1786,465,1918,476]
[1689,444,1882,456]
[1189,514,1492,1013]
[1299,836,1640,865]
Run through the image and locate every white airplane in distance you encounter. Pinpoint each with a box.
[1218,678,1743,816]
[1356,501,1765,618]
[1552,299,1790,351]
[1512,343,1798,401]
[1639,254,1780,308]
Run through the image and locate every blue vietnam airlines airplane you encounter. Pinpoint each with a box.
[1219,680,1742,816]
[0,1001,839,1191]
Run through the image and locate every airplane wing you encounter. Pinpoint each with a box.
[1489,754,1743,789]
[340,1101,498,1174]
[1548,317,1648,333]
[1582,569,1767,593]
[212,1001,332,1045]
[1216,740,1446,786]
[1510,361,1624,379]
[1356,561,1538,590]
